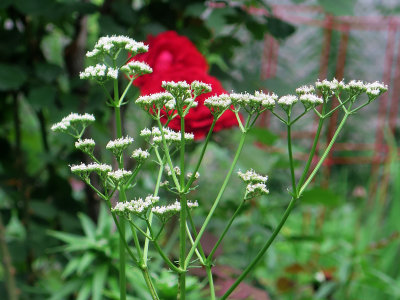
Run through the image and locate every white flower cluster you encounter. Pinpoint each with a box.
[75,139,95,153]
[131,148,150,161]
[187,171,200,180]
[136,92,175,111]
[191,81,212,96]
[120,61,153,77]
[70,162,112,179]
[365,81,387,96]
[278,95,298,111]
[344,80,388,99]
[238,169,269,199]
[165,165,181,176]
[299,94,323,108]
[246,183,269,198]
[51,113,95,132]
[108,169,132,184]
[152,200,199,217]
[238,169,268,183]
[86,35,148,58]
[106,136,134,157]
[204,94,231,114]
[230,91,277,113]
[141,127,194,144]
[79,64,118,81]
[112,195,160,215]
[162,81,191,99]
[296,85,315,95]
[316,78,345,92]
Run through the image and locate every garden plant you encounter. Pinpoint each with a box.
[51,35,388,300]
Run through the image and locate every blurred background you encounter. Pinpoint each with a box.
[1,0,399,299]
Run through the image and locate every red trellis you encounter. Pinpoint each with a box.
[257,5,400,198]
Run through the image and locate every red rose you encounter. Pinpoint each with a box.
[134,31,208,88]
[131,31,239,139]
[139,68,239,139]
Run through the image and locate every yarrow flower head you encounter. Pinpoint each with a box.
[204,94,231,115]
[162,81,191,100]
[230,91,277,113]
[51,113,95,135]
[131,148,150,162]
[136,92,175,112]
[238,169,268,184]
[79,64,118,81]
[300,94,323,108]
[75,139,95,154]
[112,195,160,216]
[107,169,132,185]
[152,200,199,221]
[70,162,112,181]
[141,127,194,145]
[120,61,153,77]
[278,95,298,112]
[106,136,134,157]
[238,169,269,199]
[296,85,315,96]
[315,78,345,95]
[191,81,212,96]
[343,80,367,97]
[246,183,269,199]
[365,81,388,101]
[86,35,148,58]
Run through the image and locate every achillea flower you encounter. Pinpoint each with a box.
[86,35,148,58]
[106,136,134,157]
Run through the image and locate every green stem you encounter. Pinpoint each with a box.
[113,75,128,297]
[178,115,187,299]
[142,267,160,300]
[156,118,180,190]
[184,118,217,192]
[186,222,204,264]
[299,112,350,195]
[206,199,245,263]
[184,129,248,268]
[287,124,297,197]
[186,210,206,260]
[144,153,164,261]
[118,76,135,106]
[297,115,325,191]
[220,197,298,300]
[206,265,216,300]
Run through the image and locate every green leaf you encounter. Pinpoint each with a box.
[96,203,112,236]
[0,64,27,91]
[77,252,96,275]
[318,0,356,16]
[77,279,92,300]
[48,279,82,300]
[246,18,268,40]
[266,16,296,39]
[48,230,94,251]
[92,264,109,300]
[5,210,26,241]
[0,0,12,9]
[78,212,96,240]
[248,127,279,146]
[62,258,81,279]
[301,187,340,207]
[30,200,57,220]
[35,63,62,83]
